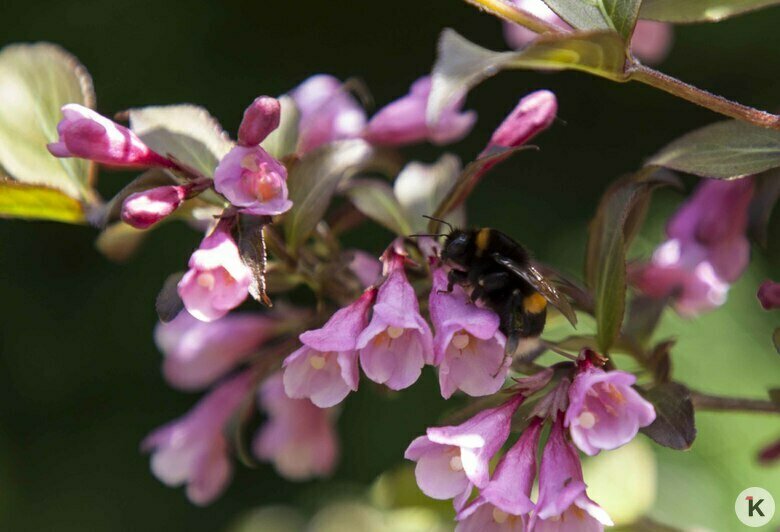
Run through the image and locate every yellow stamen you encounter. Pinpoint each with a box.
[309,355,326,370]
[241,153,259,172]
[577,410,596,429]
[196,272,215,290]
[452,332,470,350]
[387,326,404,339]
[492,508,509,524]
[449,455,464,472]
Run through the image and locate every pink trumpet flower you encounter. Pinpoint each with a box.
[48,104,172,167]
[121,185,187,229]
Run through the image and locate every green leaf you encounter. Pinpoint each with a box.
[640,382,696,450]
[284,139,400,250]
[0,179,85,223]
[393,154,464,233]
[647,120,780,179]
[774,327,780,354]
[640,0,780,23]
[260,95,300,160]
[542,0,611,30]
[0,43,95,200]
[345,179,413,236]
[156,271,185,322]
[237,214,272,306]
[95,222,149,262]
[428,29,626,124]
[586,168,680,352]
[748,168,780,248]
[601,0,643,41]
[128,105,233,177]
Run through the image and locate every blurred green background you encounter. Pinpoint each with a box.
[1,0,779,530]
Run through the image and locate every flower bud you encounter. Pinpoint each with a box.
[47,104,171,167]
[758,280,780,310]
[482,90,557,155]
[121,185,186,229]
[237,96,281,147]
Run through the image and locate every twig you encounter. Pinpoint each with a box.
[691,391,780,414]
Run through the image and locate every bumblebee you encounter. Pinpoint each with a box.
[438,224,577,356]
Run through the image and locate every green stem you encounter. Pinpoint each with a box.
[691,391,780,414]
[628,64,780,130]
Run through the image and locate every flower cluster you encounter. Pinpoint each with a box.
[406,352,655,530]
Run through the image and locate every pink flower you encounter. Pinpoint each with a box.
[177,225,252,322]
[213,145,292,216]
[357,256,434,390]
[481,90,557,155]
[141,370,254,505]
[629,20,674,65]
[564,365,655,456]
[429,268,510,399]
[456,419,542,531]
[47,104,171,167]
[290,74,367,153]
[405,395,523,508]
[502,0,672,64]
[758,280,780,310]
[237,96,281,147]
[155,310,281,391]
[121,185,187,229]
[530,416,613,530]
[345,249,383,288]
[630,178,754,316]
[283,289,375,407]
[254,373,338,480]
[363,76,476,146]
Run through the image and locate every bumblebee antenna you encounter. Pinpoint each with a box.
[422,215,453,231]
[408,233,444,238]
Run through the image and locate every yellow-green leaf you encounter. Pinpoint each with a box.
[128,105,233,177]
[428,29,626,123]
[260,95,300,159]
[0,43,95,200]
[640,0,780,23]
[543,0,611,30]
[0,179,85,223]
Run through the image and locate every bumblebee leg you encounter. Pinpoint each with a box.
[443,269,468,293]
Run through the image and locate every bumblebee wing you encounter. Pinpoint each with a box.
[490,253,578,327]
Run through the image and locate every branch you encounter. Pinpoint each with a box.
[691,390,780,414]
[628,64,780,130]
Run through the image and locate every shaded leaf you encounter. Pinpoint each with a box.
[774,327,780,354]
[95,222,149,262]
[238,214,272,306]
[128,105,233,177]
[430,145,535,227]
[0,179,85,223]
[101,168,177,226]
[428,29,627,124]
[394,154,464,233]
[623,295,670,349]
[769,388,780,404]
[260,95,300,159]
[156,271,185,322]
[0,42,95,200]
[542,0,611,30]
[640,0,780,23]
[648,339,675,383]
[284,139,401,250]
[748,168,780,248]
[640,381,696,450]
[586,168,681,352]
[345,179,413,236]
[647,120,780,179]
[602,0,643,41]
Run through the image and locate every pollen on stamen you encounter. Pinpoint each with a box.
[240,153,260,172]
[449,455,463,472]
[196,272,215,290]
[492,508,509,524]
[578,410,596,429]
[387,326,404,339]
[309,355,326,370]
[452,332,470,350]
